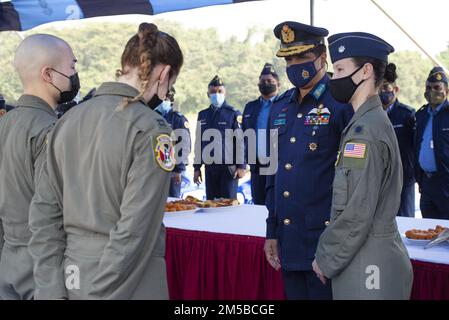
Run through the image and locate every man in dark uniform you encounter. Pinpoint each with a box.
[263,21,353,300]
[379,65,416,217]
[0,95,14,117]
[194,75,246,200]
[156,87,191,198]
[415,66,449,220]
[242,63,280,205]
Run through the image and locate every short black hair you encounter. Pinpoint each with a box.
[352,57,387,88]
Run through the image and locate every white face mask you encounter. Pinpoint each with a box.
[209,93,225,107]
[156,100,172,116]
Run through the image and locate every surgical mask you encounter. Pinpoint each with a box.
[156,100,172,116]
[328,65,365,104]
[379,91,395,106]
[258,83,277,96]
[425,90,446,106]
[210,93,225,107]
[286,57,321,88]
[50,69,80,104]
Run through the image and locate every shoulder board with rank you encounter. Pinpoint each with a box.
[311,83,326,100]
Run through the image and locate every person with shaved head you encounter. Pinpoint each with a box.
[0,34,79,299]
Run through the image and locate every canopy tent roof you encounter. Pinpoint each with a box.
[0,0,262,32]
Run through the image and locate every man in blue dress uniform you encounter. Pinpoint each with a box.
[194,75,246,200]
[0,95,14,117]
[415,67,449,220]
[242,63,281,205]
[156,87,191,198]
[263,21,353,300]
[379,65,416,217]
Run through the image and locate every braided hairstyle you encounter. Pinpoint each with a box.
[117,23,183,107]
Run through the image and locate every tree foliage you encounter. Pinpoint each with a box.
[0,20,445,115]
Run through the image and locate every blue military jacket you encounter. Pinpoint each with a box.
[265,75,353,270]
[163,110,191,173]
[387,99,415,185]
[414,99,449,196]
[194,102,245,170]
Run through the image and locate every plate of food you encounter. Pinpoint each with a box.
[403,225,447,246]
[196,198,240,212]
[164,200,198,214]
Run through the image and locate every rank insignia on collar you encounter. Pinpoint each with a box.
[309,142,318,151]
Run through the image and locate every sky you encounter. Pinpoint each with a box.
[28,0,449,58]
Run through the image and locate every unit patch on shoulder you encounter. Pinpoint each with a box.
[154,134,175,171]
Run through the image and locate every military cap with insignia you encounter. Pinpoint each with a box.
[427,66,448,84]
[260,63,278,77]
[328,32,394,63]
[209,75,225,87]
[273,21,329,57]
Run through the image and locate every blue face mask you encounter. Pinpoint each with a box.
[379,91,395,106]
[155,100,172,116]
[209,93,225,107]
[286,57,321,88]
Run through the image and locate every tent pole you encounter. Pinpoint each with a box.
[310,0,314,26]
[370,0,447,73]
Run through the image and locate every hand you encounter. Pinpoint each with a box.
[193,170,202,185]
[264,239,281,271]
[174,172,182,185]
[234,168,246,179]
[312,259,327,285]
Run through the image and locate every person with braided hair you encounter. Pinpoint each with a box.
[28,23,183,300]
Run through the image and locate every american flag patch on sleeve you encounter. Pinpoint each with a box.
[343,143,366,159]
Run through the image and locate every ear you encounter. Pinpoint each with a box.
[158,65,171,84]
[363,63,374,80]
[320,52,327,68]
[394,86,400,95]
[41,66,53,83]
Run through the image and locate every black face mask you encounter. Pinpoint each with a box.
[258,83,277,96]
[51,69,80,104]
[328,65,365,104]
[147,94,163,110]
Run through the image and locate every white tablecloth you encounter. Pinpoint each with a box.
[164,204,449,265]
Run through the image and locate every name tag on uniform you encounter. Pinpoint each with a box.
[442,128,449,132]
[343,143,367,159]
[274,119,286,126]
[393,124,404,129]
[218,122,227,125]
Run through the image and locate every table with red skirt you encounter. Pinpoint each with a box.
[163,205,449,300]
